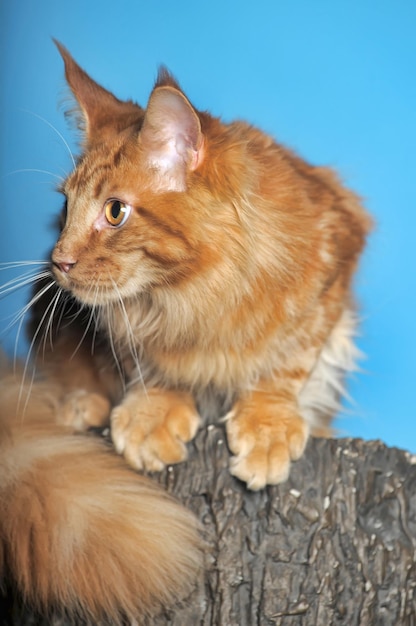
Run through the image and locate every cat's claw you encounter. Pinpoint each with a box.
[225,406,309,491]
[110,389,201,472]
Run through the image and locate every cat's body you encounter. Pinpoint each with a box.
[0,42,371,623]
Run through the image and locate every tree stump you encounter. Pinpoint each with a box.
[3,425,416,625]
[152,426,416,626]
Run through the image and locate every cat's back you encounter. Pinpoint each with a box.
[201,112,369,236]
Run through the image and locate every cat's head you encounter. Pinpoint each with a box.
[52,42,228,307]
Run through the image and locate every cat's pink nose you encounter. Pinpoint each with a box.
[52,248,77,274]
[55,261,76,273]
[52,257,77,273]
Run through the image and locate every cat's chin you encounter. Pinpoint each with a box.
[62,281,145,308]
[70,287,125,307]
[52,270,141,307]
[53,279,113,307]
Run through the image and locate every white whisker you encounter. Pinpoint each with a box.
[0,260,49,269]
[2,168,65,184]
[70,304,96,360]
[20,109,76,168]
[0,270,51,300]
[55,291,72,332]
[110,277,146,395]
[42,287,64,355]
[5,274,53,369]
[18,282,60,414]
[4,274,54,333]
[58,298,88,329]
[104,300,126,394]
[89,284,101,355]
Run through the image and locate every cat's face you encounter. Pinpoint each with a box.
[54,134,200,305]
[52,45,215,307]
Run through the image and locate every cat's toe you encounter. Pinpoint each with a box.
[229,454,269,490]
[110,397,201,472]
[286,418,309,459]
[229,443,291,490]
[125,426,189,471]
[164,404,201,443]
[225,405,310,489]
[59,390,110,431]
[111,405,140,456]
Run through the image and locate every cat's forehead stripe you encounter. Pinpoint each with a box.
[93,172,108,199]
[68,156,114,197]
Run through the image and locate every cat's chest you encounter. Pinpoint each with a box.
[145,346,247,390]
[111,330,265,392]
[137,335,294,394]
[99,296,321,392]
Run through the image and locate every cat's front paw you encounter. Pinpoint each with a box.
[58,390,111,431]
[111,388,201,472]
[225,400,309,490]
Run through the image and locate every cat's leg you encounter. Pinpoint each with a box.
[224,380,310,490]
[28,280,118,431]
[111,387,201,471]
[34,330,119,432]
[225,304,359,489]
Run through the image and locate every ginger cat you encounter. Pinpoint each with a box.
[0,41,371,623]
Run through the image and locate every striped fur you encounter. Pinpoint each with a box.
[0,42,371,620]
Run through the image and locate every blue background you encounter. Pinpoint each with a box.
[1,1,415,452]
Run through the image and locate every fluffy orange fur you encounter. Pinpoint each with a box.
[0,364,202,623]
[0,41,371,621]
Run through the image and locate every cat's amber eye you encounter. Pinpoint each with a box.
[104,199,131,227]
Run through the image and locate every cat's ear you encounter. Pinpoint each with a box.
[140,77,204,190]
[54,40,144,144]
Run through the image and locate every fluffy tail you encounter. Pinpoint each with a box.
[0,365,202,624]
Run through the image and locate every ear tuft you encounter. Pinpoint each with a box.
[155,66,181,90]
[54,39,144,145]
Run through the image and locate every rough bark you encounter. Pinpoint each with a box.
[152,427,416,626]
[3,426,416,625]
